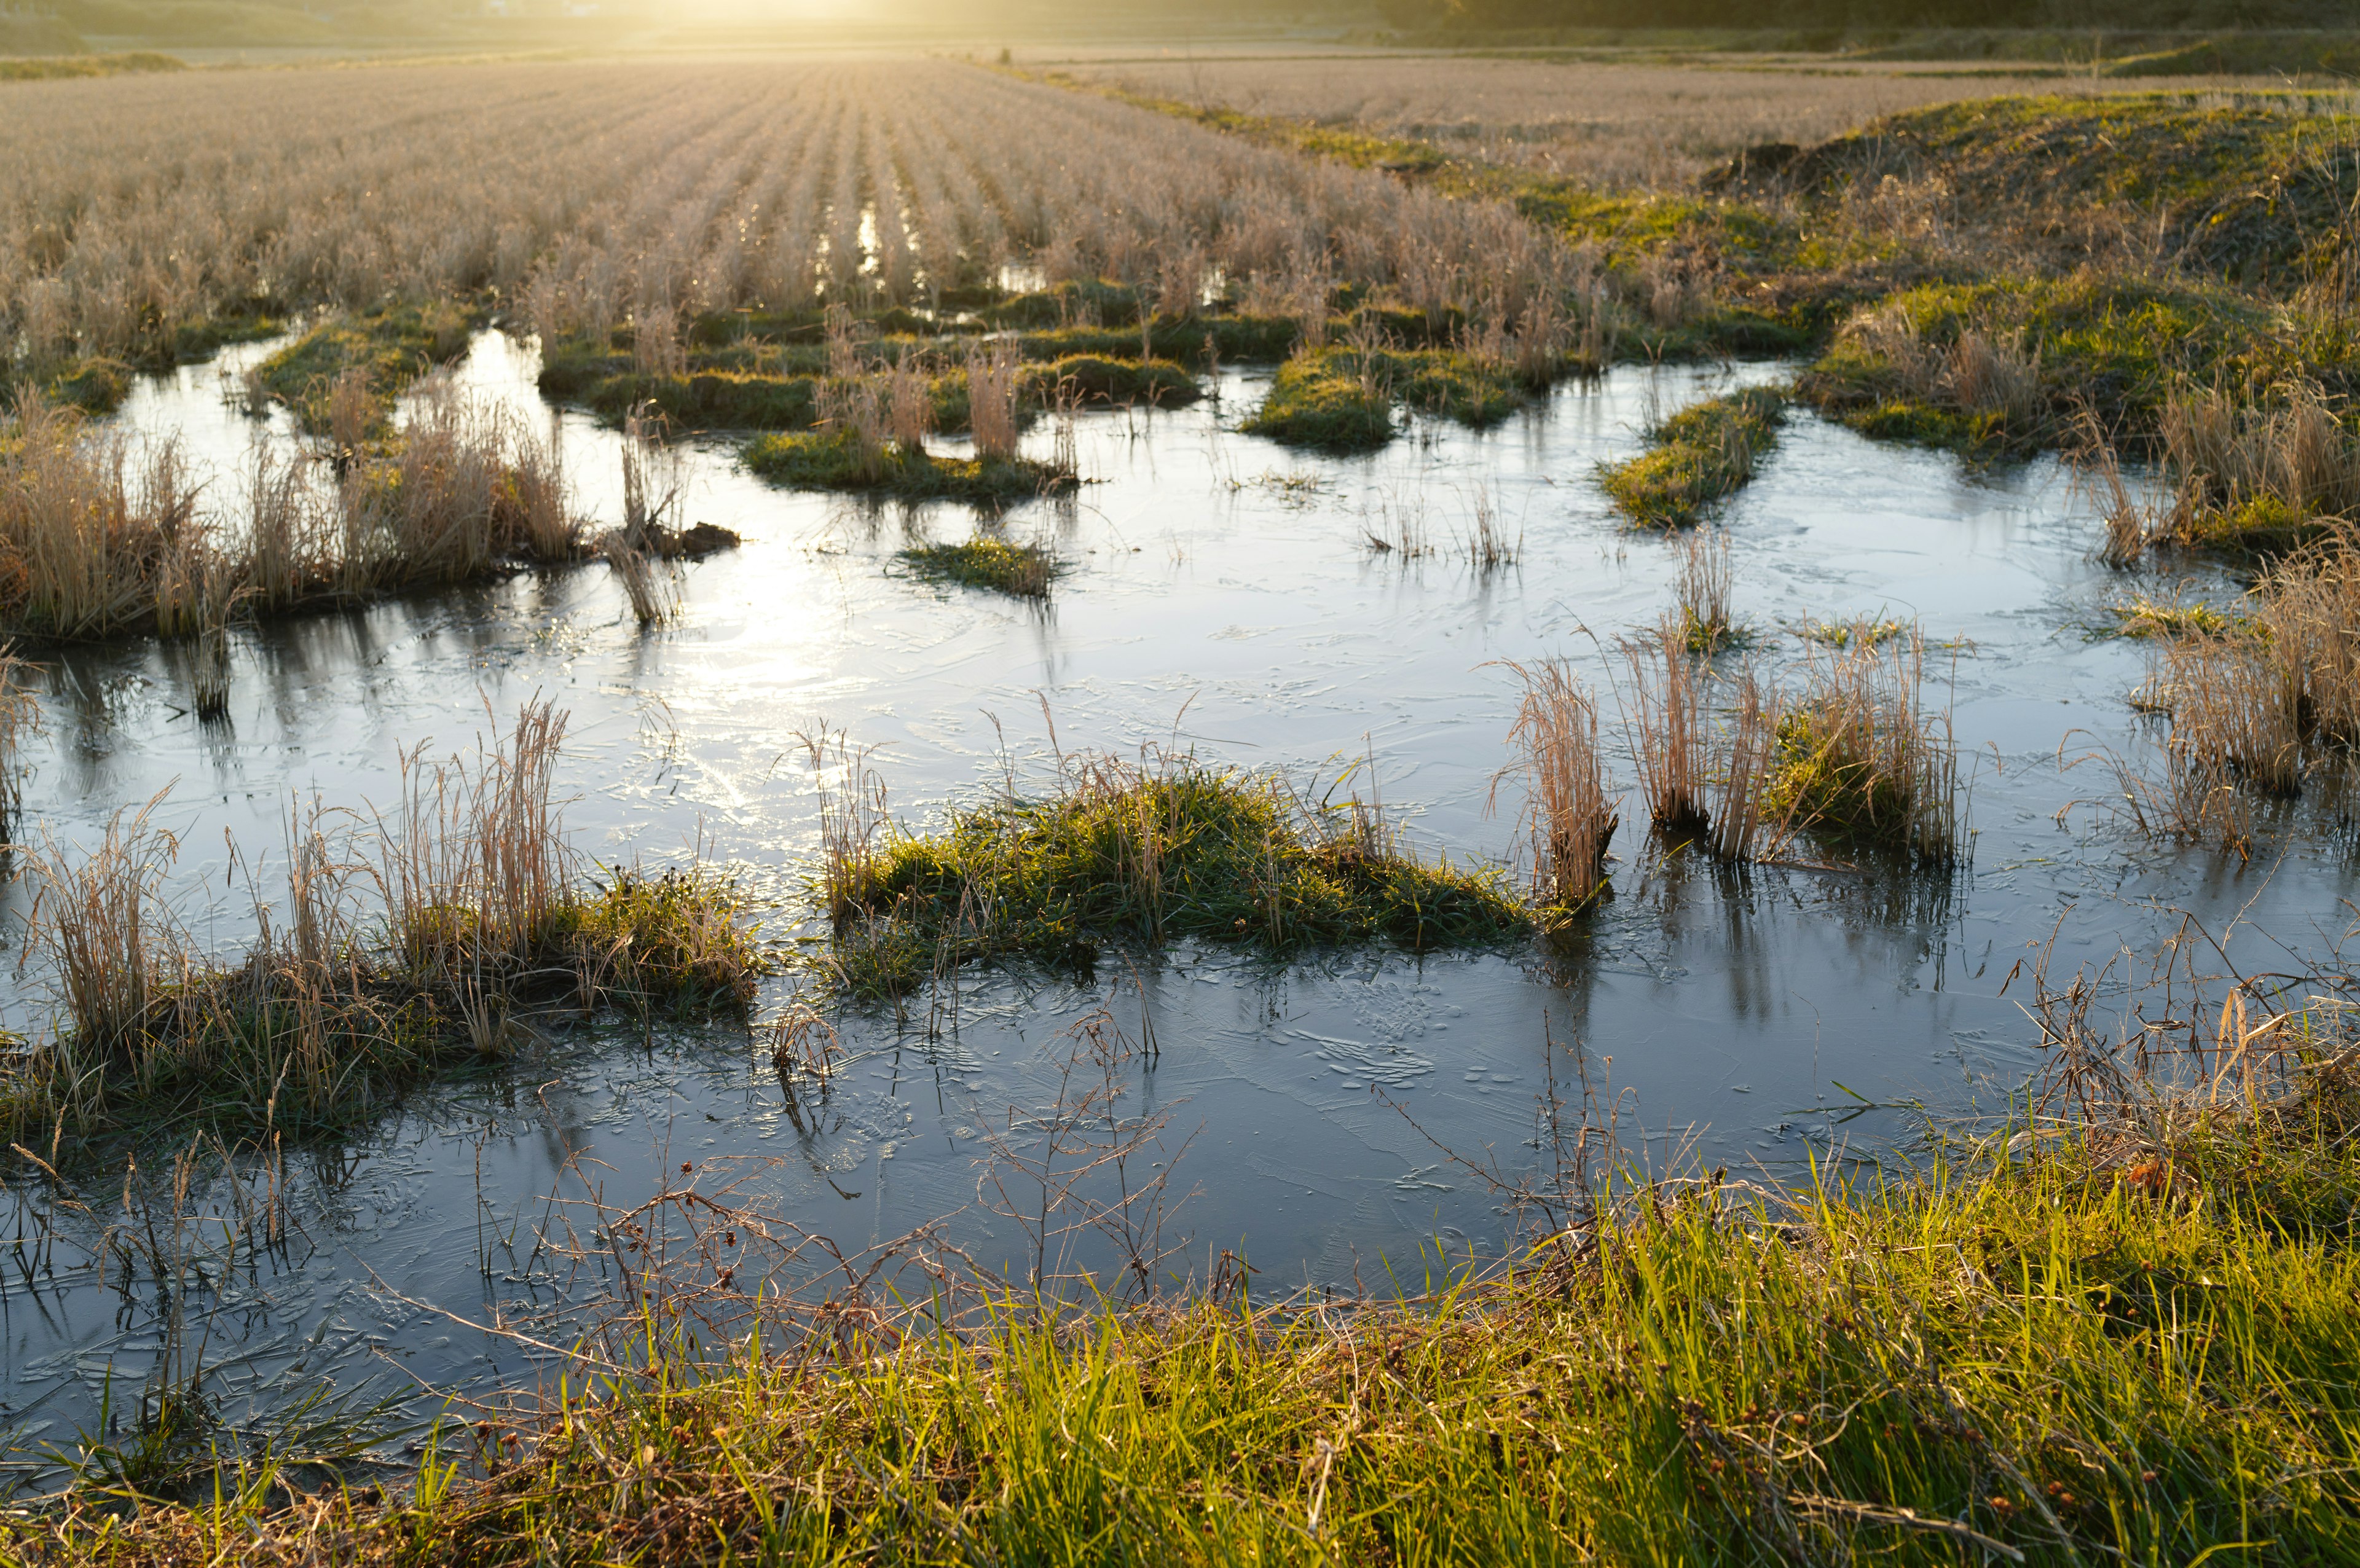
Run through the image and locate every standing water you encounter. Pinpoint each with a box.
[0,329,2339,1476]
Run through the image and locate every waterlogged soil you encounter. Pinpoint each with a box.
[1,330,2345,1480]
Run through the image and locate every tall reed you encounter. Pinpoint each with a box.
[1616,616,1707,838]
[1675,527,1738,650]
[380,699,572,988]
[1496,658,1618,911]
[1709,664,1787,862]
[968,342,1023,462]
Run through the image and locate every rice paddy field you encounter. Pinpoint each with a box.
[2,44,2360,1562]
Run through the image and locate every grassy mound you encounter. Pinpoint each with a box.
[1795,274,2337,457]
[821,756,1525,1000]
[899,536,1058,597]
[1240,353,1398,451]
[31,1048,2360,1562]
[256,302,479,436]
[741,430,1074,504]
[1020,353,1200,408]
[1600,387,1785,527]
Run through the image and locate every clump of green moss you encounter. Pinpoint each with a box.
[742,430,1074,504]
[2168,492,2342,556]
[820,757,1525,1000]
[900,536,1058,597]
[1240,352,1398,451]
[1600,386,1785,527]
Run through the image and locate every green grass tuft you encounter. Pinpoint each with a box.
[31,1060,2360,1563]
[899,536,1058,598]
[1239,353,1398,451]
[820,757,1527,1000]
[1600,386,1785,528]
[741,429,1074,504]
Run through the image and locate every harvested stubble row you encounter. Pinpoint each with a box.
[0,60,1584,418]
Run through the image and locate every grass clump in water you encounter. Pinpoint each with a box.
[1239,350,1398,452]
[1600,386,1784,528]
[818,750,1525,1000]
[2104,595,2249,640]
[899,536,1058,598]
[0,702,761,1147]
[1763,627,1960,863]
[742,429,1073,504]
[1793,614,1910,648]
[254,301,478,438]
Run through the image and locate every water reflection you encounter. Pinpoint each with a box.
[0,327,2344,1475]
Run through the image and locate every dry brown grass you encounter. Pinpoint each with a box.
[1495,657,1618,912]
[1765,627,1962,861]
[0,59,1580,372]
[1675,526,1739,650]
[0,386,583,644]
[2119,528,2360,841]
[1616,614,1707,839]
[967,342,1023,463]
[1709,664,1789,863]
[1044,53,2222,189]
[4,700,760,1143]
[2160,382,2360,544]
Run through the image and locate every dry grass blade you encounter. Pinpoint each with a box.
[0,645,44,839]
[380,699,572,989]
[22,790,189,1064]
[1710,664,1789,863]
[1494,657,1618,913]
[1675,527,1740,651]
[1616,614,1708,839]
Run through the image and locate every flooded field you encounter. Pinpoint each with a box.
[1,323,2341,1476]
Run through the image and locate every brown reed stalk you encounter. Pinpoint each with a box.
[379,699,573,986]
[1494,657,1618,912]
[22,790,189,1064]
[0,645,41,841]
[2158,633,2303,799]
[1709,664,1788,862]
[801,727,894,923]
[2256,529,2360,748]
[1772,627,1962,862]
[967,341,1023,462]
[1675,527,1737,650]
[886,355,934,451]
[1616,614,1708,839]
